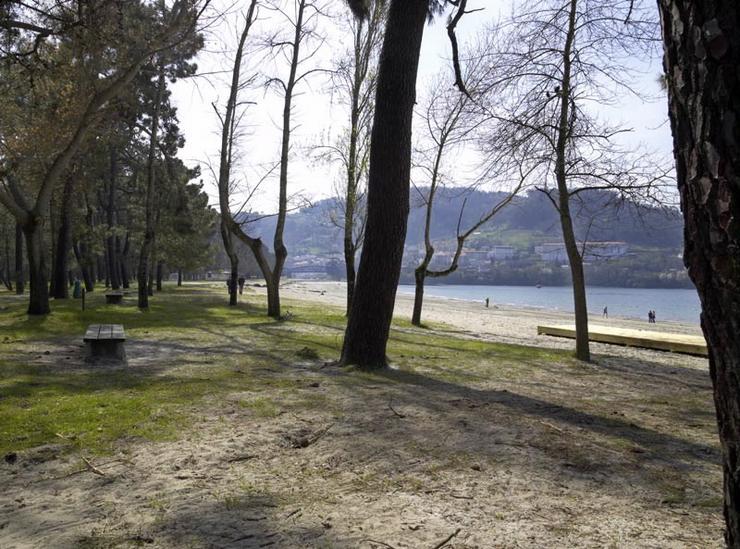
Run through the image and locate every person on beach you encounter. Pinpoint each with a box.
[603,306,608,318]
[485,297,490,308]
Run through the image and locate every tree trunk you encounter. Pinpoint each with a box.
[266,276,280,318]
[344,242,356,315]
[23,221,50,315]
[106,148,121,290]
[156,260,163,292]
[177,269,182,287]
[2,225,12,291]
[138,66,165,309]
[73,242,94,291]
[554,0,590,362]
[341,0,428,368]
[147,249,155,296]
[14,223,24,294]
[411,267,426,326]
[220,222,239,306]
[51,174,74,299]
[658,1,740,544]
[120,233,130,289]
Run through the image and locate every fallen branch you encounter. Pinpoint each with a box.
[81,455,106,476]
[431,528,461,549]
[228,453,258,463]
[388,400,406,419]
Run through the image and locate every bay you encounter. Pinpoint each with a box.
[397,284,702,325]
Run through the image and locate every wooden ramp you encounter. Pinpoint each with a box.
[537,324,707,356]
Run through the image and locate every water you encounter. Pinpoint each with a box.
[397,284,702,325]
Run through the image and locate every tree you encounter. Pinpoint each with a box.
[411,67,524,326]
[215,0,259,307]
[219,0,329,318]
[0,0,209,314]
[658,0,740,543]
[481,0,666,361]
[341,0,472,368]
[319,0,384,314]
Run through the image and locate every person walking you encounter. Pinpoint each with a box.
[603,306,608,318]
[485,297,490,308]
[238,276,246,295]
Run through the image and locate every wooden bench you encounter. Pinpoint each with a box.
[105,292,124,304]
[84,324,126,360]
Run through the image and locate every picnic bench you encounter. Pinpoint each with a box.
[84,324,126,360]
[105,292,124,304]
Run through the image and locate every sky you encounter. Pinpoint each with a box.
[170,0,674,214]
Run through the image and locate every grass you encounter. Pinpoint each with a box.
[0,282,578,458]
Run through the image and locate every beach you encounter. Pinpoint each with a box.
[278,279,707,370]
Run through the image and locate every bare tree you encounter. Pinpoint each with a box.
[220,0,329,318]
[480,0,668,361]
[316,0,383,314]
[658,0,740,543]
[214,0,259,307]
[411,59,525,326]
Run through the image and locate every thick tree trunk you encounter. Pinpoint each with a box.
[2,226,12,291]
[23,222,50,315]
[147,249,155,296]
[14,223,24,294]
[344,242,356,315]
[341,0,428,368]
[266,277,280,318]
[177,269,183,287]
[659,1,740,544]
[51,174,74,299]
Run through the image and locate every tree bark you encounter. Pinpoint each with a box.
[120,233,130,289]
[156,260,163,291]
[341,0,429,368]
[220,221,239,306]
[23,221,49,315]
[411,267,426,326]
[51,173,75,299]
[658,1,740,544]
[14,223,24,294]
[106,148,121,290]
[177,268,182,287]
[138,66,165,309]
[73,242,94,291]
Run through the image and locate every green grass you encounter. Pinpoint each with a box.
[0,282,571,457]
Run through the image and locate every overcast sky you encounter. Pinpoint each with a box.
[170,0,673,213]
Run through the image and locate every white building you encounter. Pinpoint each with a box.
[487,245,515,261]
[535,241,628,262]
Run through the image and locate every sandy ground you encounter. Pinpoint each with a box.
[0,283,721,548]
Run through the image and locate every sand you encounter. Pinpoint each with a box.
[0,282,720,548]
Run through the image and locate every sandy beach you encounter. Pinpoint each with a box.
[278,279,707,371]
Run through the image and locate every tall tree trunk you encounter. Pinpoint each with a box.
[341,0,428,368]
[23,221,49,315]
[658,1,740,544]
[48,198,57,298]
[138,66,165,309]
[147,246,155,296]
[2,225,12,291]
[554,0,590,362]
[51,174,75,299]
[120,233,130,289]
[106,148,121,290]
[344,243,356,315]
[177,269,182,287]
[14,223,24,294]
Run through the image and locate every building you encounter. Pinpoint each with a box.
[535,241,628,262]
[487,245,515,261]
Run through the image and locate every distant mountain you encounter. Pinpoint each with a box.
[241,188,683,256]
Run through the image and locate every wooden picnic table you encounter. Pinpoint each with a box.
[84,324,126,360]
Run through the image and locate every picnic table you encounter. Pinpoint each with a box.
[84,324,126,360]
[105,292,124,304]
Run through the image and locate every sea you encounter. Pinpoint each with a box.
[397,284,702,325]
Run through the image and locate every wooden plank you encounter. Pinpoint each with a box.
[84,324,101,341]
[537,324,707,356]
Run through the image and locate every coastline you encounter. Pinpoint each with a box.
[275,279,707,370]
